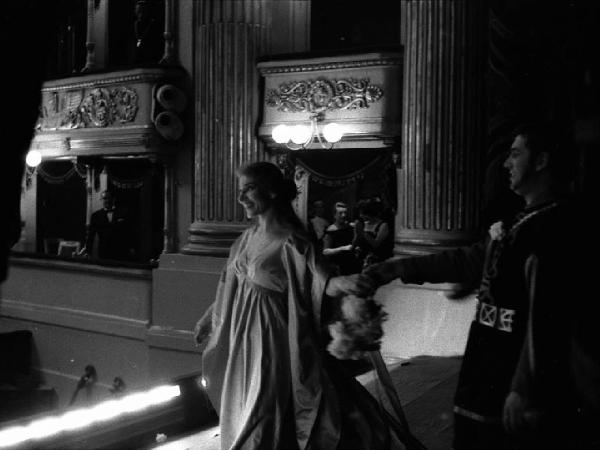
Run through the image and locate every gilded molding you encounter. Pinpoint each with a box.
[39,86,139,130]
[258,58,402,75]
[265,78,383,113]
[31,132,160,155]
[41,73,169,92]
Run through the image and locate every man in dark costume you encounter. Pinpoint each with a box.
[334,123,598,449]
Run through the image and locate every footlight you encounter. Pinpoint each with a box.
[0,384,181,448]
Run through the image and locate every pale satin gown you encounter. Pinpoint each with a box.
[201,227,395,450]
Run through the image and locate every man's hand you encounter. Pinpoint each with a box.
[362,260,398,285]
[354,219,364,235]
[503,391,540,435]
[326,273,376,297]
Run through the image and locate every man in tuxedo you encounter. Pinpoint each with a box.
[80,191,136,261]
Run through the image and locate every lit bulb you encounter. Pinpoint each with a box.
[290,125,311,145]
[25,150,42,167]
[322,123,343,143]
[272,124,290,144]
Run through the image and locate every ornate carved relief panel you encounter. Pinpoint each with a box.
[31,67,186,157]
[258,52,403,149]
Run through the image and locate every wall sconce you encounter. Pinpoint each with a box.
[24,150,42,189]
[26,150,42,168]
[271,113,344,150]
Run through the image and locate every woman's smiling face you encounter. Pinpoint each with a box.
[237,175,273,218]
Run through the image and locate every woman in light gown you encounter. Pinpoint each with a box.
[194,162,411,450]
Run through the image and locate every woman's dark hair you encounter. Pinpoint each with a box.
[237,161,306,232]
[357,198,383,218]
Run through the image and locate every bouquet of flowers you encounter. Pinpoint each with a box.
[327,294,388,360]
[489,220,505,241]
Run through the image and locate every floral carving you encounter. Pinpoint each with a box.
[60,90,85,129]
[265,78,383,113]
[38,86,139,130]
[81,88,113,127]
[112,87,139,124]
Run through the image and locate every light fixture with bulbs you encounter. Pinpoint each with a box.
[24,150,42,189]
[271,113,344,150]
[26,150,42,168]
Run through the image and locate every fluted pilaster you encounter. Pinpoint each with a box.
[183,1,276,255]
[396,0,487,255]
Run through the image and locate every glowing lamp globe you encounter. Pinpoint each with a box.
[322,123,343,143]
[290,125,311,145]
[25,150,42,167]
[271,124,290,144]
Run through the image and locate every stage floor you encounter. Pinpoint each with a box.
[151,355,461,450]
[152,424,220,450]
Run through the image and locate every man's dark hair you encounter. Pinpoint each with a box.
[513,122,577,182]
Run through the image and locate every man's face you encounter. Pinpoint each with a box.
[102,193,114,210]
[504,135,537,195]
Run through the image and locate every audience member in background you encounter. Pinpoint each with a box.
[307,200,330,250]
[322,201,362,275]
[79,190,136,261]
[353,197,394,268]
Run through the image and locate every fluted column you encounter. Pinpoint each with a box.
[396,0,487,255]
[183,1,272,256]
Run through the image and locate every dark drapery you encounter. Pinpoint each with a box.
[286,148,397,222]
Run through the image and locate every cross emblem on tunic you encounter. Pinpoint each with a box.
[498,308,515,332]
[479,303,497,327]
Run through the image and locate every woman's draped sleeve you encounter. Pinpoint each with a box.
[201,232,244,412]
[282,235,341,450]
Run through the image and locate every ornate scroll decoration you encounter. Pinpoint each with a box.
[38,86,139,130]
[81,88,112,127]
[61,90,85,129]
[112,87,139,124]
[265,78,383,113]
